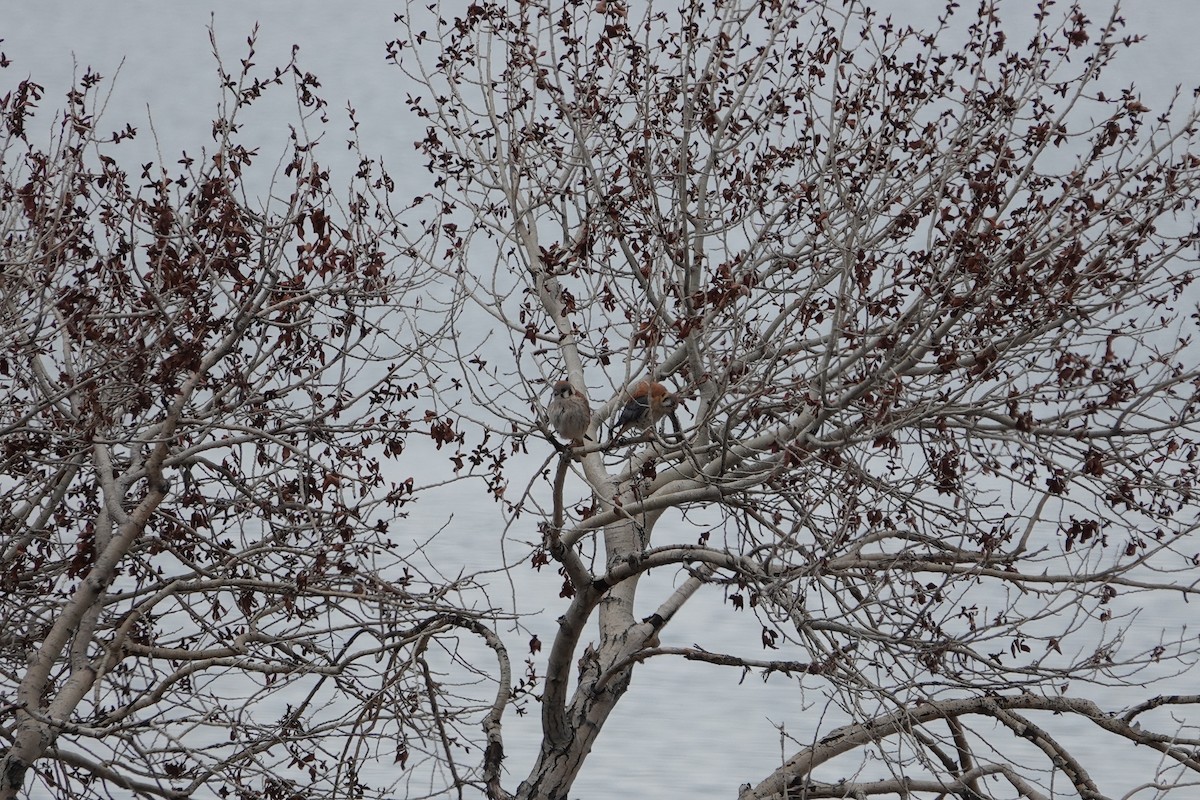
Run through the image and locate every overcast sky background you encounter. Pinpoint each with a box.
[8,1,1200,174]
[5,2,1200,798]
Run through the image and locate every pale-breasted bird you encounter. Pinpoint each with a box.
[609,380,679,440]
[547,380,592,445]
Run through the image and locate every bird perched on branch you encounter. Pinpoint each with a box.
[547,380,592,445]
[609,380,680,441]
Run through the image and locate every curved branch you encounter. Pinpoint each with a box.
[745,693,1200,799]
[43,746,190,800]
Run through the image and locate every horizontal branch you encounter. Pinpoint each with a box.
[594,645,847,693]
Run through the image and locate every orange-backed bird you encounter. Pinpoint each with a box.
[610,380,679,440]
[547,380,592,445]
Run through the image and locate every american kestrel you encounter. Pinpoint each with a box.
[547,380,592,445]
[609,380,680,440]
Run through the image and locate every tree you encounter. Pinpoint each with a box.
[391,0,1200,798]
[4,2,1200,799]
[0,36,513,800]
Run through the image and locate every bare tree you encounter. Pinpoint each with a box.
[6,2,1200,799]
[392,1,1200,798]
[0,36,515,800]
